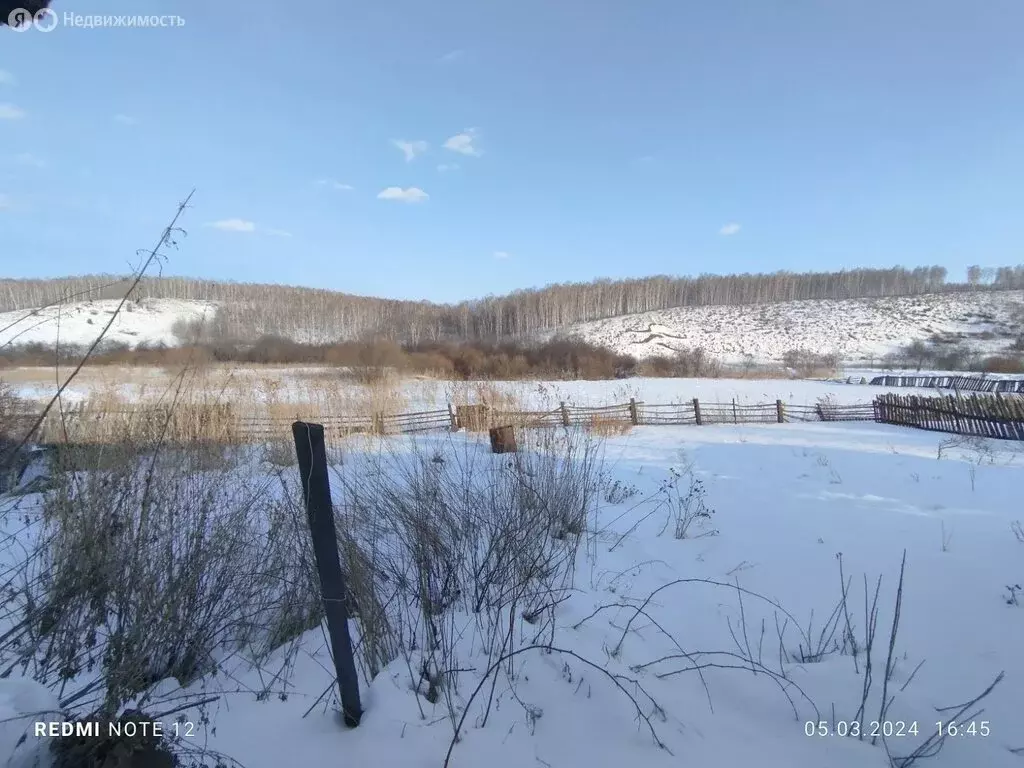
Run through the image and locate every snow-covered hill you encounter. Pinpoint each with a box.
[553,290,1024,364]
[0,298,217,349]
[1,291,1022,365]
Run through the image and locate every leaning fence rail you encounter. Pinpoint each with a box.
[873,393,1024,441]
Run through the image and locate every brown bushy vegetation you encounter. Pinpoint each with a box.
[638,347,724,378]
[1,336,690,381]
[0,335,830,382]
[781,348,841,378]
[979,356,1024,374]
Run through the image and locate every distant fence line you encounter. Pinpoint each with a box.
[868,374,1024,393]
[21,393,1024,444]
[233,398,882,437]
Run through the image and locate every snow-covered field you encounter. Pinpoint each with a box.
[2,420,1022,767]
[557,291,1024,364]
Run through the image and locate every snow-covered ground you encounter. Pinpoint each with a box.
[556,291,1024,364]
[2,421,1022,767]
[0,298,217,349]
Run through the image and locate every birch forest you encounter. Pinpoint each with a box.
[2,264,1022,343]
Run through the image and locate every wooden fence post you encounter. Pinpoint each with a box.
[292,421,363,728]
[560,401,570,427]
[628,398,639,425]
[776,399,784,424]
[732,398,738,424]
[447,403,458,431]
[693,398,702,426]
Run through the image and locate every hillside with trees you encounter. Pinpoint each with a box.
[2,264,1022,344]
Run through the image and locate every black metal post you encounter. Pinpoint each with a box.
[292,421,363,727]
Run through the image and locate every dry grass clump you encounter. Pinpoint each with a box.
[324,427,605,695]
[35,394,238,447]
[1,432,321,728]
[446,380,545,431]
[340,370,409,419]
[255,366,408,423]
[586,413,633,436]
[445,380,530,413]
[1,379,27,438]
[15,361,417,448]
[1,380,36,490]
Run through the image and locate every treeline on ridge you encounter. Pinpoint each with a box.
[3,264,1023,343]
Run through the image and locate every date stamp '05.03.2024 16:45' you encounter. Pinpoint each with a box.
[804,720,991,739]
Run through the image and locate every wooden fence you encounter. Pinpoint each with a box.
[869,374,1024,393]
[873,393,1024,441]
[231,398,879,437]
[17,394,1024,444]
[238,408,454,439]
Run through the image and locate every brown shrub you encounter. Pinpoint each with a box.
[404,351,455,376]
[640,347,722,378]
[980,355,1024,374]
[781,348,840,378]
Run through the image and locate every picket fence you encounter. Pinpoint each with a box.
[873,393,1024,441]
[869,374,1024,394]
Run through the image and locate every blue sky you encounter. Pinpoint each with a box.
[1,0,1023,303]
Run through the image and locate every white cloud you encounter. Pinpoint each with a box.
[719,222,741,236]
[0,104,26,120]
[439,49,464,63]
[113,114,138,125]
[315,178,354,191]
[207,219,294,236]
[493,251,510,260]
[208,218,256,233]
[437,163,459,173]
[393,139,428,162]
[13,153,46,168]
[443,128,482,157]
[377,186,429,203]
[0,71,15,86]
